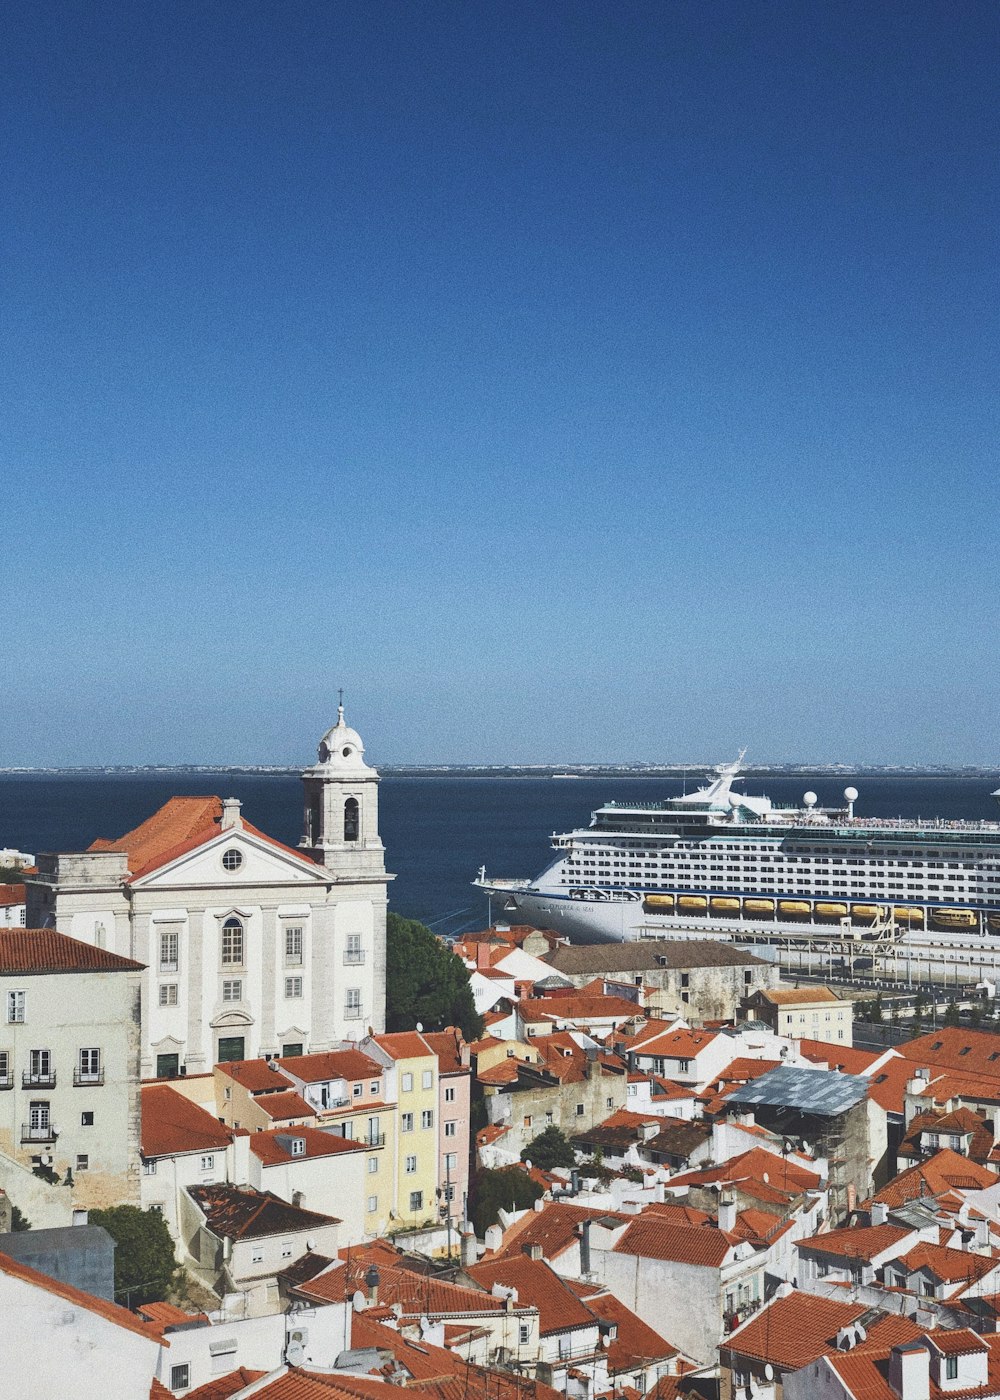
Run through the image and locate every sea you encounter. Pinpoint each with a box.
[2,772,998,936]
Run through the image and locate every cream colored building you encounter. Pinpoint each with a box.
[25,708,391,1078]
[365,1032,442,1231]
[0,928,142,1212]
[742,985,854,1046]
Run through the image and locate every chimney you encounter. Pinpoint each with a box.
[522,1242,543,1261]
[888,1341,930,1400]
[460,1224,478,1267]
[364,1264,380,1306]
[870,1201,889,1226]
[220,797,243,830]
[570,1167,580,1195]
[578,1218,592,1277]
[718,1190,737,1234]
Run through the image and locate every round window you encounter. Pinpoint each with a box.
[342,746,352,758]
[222,849,244,872]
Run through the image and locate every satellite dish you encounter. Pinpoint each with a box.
[844,786,859,802]
[764,1363,774,1381]
[803,791,818,808]
[416,1021,423,1032]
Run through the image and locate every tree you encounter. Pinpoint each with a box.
[521,1125,577,1171]
[386,914,483,1041]
[90,1205,180,1306]
[470,1167,543,1235]
[10,1206,30,1232]
[872,993,884,1024]
[943,1000,961,1028]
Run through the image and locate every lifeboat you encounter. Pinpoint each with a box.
[779,900,811,917]
[893,906,924,926]
[931,908,978,930]
[710,897,741,913]
[744,899,776,916]
[851,904,880,923]
[678,895,708,912]
[815,902,849,919]
[643,894,675,911]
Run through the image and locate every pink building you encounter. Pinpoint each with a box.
[422,1028,472,1226]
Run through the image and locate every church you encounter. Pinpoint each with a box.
[25,707,390,1078]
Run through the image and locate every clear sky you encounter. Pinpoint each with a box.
[3,1,998,767]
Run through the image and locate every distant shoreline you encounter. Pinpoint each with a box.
[1,765,997,780]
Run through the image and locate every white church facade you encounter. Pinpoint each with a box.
[25,708,390,1078]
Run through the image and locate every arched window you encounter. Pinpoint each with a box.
[309,797,321,842]
[221,917,244,967]
[344,797,360,842]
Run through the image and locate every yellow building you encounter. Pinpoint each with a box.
[369,1032,440,1230]
[743,985,854,1047]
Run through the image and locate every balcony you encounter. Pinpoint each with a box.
[344,950,365,965]
[23,1070,56,1089]
[73,1069,104,1087]
[365,1132,386,1147]
[0,1074,13,1090]
[343,1008,364,1020]
[21,1123,56,1143]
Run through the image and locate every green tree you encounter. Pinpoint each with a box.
[10,1206,30,1232]
[90,1205,180,1306]
[470,1167,543,1235]
[872,993,884,1023]
[521,1125,577,1171]
[385,914,483,1040]
[970,1003,983,1029]
[943,1000,961,1028]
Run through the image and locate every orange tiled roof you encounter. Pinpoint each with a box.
[614,1215,734,1267]
[467,1255,597,1335]
[796,1223,912,1261]
[895,1242,998,1286]
[0,1249,163,1344]
[724,1292,867,1369]
[190,1183,339,1240]
[297,1251,531,1316]
[250,1125,367,1165]
[875,1148,1000,1207]
[141,1083,235,1158]
[0,927,144,974]
[257,1089,315,1121]
[420,1028,469,1075]
[279,1049,384,1083]
[0,883,26,904]
[216,1058,295,1093]
[757,986,842,1006]
[582,1291,679,1370]
[374,1032,435,1061]
[185,1372,269,1400]
[667,1146,822,1202]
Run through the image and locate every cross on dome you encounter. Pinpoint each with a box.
[317,696,369,769]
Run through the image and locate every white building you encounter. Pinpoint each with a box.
[25,708,391,1077]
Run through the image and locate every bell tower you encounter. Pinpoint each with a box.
[299,701,385,879]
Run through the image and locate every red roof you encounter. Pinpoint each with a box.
[420,1028,470,1074]
[250,1125,366,1165]
[279,1049,384,1083]
[796,1223,912,1261]
[467,1255,596,1335]
[614,1216,734,1267]
[258,1090,316,1122]
[0,1250,163,1344]
[875,1148,1000,1207]
[582,1291,678,1370]
[375,1032,435,1061]
[216,1059,295,1093]
[298,1251,528,1316]
[185,1371,267,1400]
[0,927,144,974]
[0,883,26,905]
[88,795,319,881]
[896,1242,998,1287]
[141,1084,235,1158]
[725,1292,867,1370]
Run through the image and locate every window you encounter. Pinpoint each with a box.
[156,1053,180,1079]
[28,1049,52,1084]
[352,1082,363,1097]
[409,1190,423,1213]
[76,1154,89,1172]
[445,1152,458,1171]
[344,797,360,842]
[405,1154,417,1174]
[402,1072,413,1092]
[78,1047,101,1082]
[345,933,363,964]
[421,1109,434,1129]
[159,983,178,1007]
[401,1112,414,1132]
[285,926,303,965]
[200,1154,215,1172]
[576,1103,585,1117]
[422,1070,433,1089]
[81,1111,94,1126]
[519,1322,530,1345]
[444,1085,455,1103]
[290,1136,306,1156]
[221,918,244,966]
[946,1356,958,1381]
[28,1100,50,1135]
[217,1036,245,1063]
[222,848,244,872]
[222,979,242,1003]
[367,1195,378,1213]
[282,1043,303,1057]
[284,977,303,999]
[159,930,179,972]
[445,1120,457,1137]
[344,987,362,1019]
[251,1245,264,1264]
[281,1239,293,1258]
[170,1364,191,1391]
[7,990,25,1023]
[370,1081,379,1094]
[143,1159,157,1176]
[368,1156,379,1174]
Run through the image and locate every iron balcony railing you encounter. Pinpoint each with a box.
[365,1132,386,1147]
[344,950,365,965]
[74,1069,105,1087]
[21,1123,56,1143]
[23,1070,56,1089]
[0,1073,13,1090]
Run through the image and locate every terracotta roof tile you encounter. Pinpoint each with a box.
[279,1049,384,1083]
[258,1090,315,1122]
[250,1125,366,1166]
[185,1371,267,1400]
[0,883,26,905]
[189,1183,339,1240]
[297,1252,527,1316]
[724,1293,868,1370]
[141,1083,235,1158]
[796,1223,912,1261]
[216,1058,295,1093]
[0,927,144,974]
[374,1032,435,1061]
[614,1216,734,1266]
[467,1255,595,1335]
[581,1292,678,1370]
[757,986,842,1006]
[875,1148,1000,1206]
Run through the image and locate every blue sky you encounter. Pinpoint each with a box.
[3,2,998,767]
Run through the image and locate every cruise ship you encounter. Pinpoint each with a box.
[475,759,1000,945]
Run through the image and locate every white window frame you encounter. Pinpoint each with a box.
[222,979,242,1003]
[159,929,179,973]
[7,990,25,1024]
[405,1154,417,1174]
[158,983,178,1007]
[284,976,303,999]
[200,1154,215,1172]
[284,925,303,965]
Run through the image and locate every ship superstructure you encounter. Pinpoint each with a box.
[476,760,1000,944]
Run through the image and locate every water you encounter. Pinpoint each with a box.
[1,772,998,934]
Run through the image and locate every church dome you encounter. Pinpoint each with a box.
[317,705,369,768]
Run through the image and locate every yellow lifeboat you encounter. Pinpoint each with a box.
[851,904,880,923]
[815,902,849,919]
[643,894,675,911]
[931,908,978,930]
[893,906,924,926]
[710,896,741,913]
[744,898,776,916]
[779,900,811,917]
[677,895,708,912]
